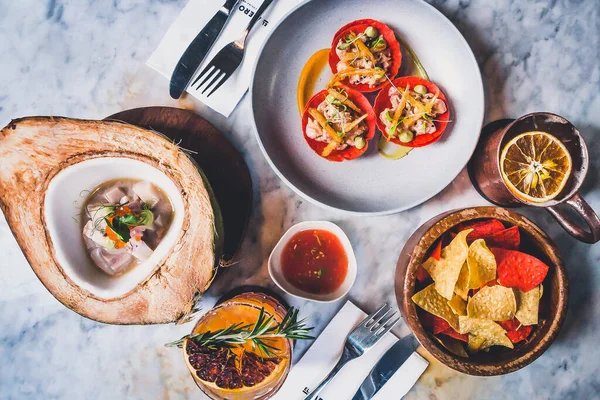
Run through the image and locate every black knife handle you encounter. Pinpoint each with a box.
[169,3,235,99]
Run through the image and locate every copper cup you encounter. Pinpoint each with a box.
[470,112,600,243]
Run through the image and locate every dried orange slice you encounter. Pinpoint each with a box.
[500,131,572,203]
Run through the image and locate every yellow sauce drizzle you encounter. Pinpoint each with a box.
[297,49,330,115]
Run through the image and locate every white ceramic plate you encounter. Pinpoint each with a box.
[250,0,484,215]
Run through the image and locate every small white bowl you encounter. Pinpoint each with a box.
[268,221,357,302]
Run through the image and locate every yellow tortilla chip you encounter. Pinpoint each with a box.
[448,295,467,316]
[458,316,514,350]
[467,334,486,351]
[467,285,516,321]
[467,239,497,289]
[515,285,541,326]
[454,262,469,300]
[422,229,472,300]
[412,284,459,330]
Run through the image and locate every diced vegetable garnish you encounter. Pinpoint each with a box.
[388,85,410,138]
[308,108,343,144]
[321,141,338,157]
[328,68,385,88]
[413,85,428,95]
[327,88,361,113]
[341,114,368,133]
[354,136,366,149]
[354,38,377,64]
[364,26,378,38]
[399,130,414,143]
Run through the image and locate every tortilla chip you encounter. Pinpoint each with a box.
[498,319,533,343]
[422,229,472,300]
[430,239,442,261]
[440,328,468,342]
[454,262,469,300]
[467,239,497,289]
[432,315,451,335]
[412,284,459,330]
[458,316,514,349]
[467,334,487,351]
[457,219,505,243]
[434,335,469,358]
[481,226,520,250]
[416,264,430,282]
[467,285,516,321]
[448,295,467,316]
[515,285,541,326]
[493,248,549,292]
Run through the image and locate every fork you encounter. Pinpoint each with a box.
[192,0,276,97]
[303,304,400,400]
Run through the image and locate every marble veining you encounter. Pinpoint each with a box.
[0,0,599,399]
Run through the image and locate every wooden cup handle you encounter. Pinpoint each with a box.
[546,193,600,244]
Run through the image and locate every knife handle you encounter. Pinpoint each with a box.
[304,345,356,400]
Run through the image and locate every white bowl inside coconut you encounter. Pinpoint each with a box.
[45,157,185,300]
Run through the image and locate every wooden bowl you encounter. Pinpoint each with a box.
[395,207,568,375]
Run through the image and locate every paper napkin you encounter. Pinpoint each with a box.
[273,301,428,400]
[148,0,303,117]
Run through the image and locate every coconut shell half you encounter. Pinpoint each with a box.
[0,117,224,325]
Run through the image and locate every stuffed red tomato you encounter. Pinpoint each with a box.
[328,19,401,92]
[374,76,450,147]
[302,86,376,162]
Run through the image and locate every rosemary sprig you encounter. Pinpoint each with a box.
[165,307,315,358]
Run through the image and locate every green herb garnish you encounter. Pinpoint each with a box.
[165,307,315,358]
[105,217,131,243]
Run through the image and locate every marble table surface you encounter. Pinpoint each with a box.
[1,0,599,399]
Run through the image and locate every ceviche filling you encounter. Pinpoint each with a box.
[305,88,369,157]
[82,180,173,276]
[331,25,391,88]
[379,84,447,143]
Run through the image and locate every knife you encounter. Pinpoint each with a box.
[169,0,238,99]
[352,334,420,400]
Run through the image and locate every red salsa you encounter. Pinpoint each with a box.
[281,229,348,295]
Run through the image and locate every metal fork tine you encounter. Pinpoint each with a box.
[371,310,397,332]
[359,304,389,329]
[196,67,218,91]
[375,316,400,337]
[206,72,230,97]
[201,70,224,95]
[191,64,214,88]
[368,307,393,331]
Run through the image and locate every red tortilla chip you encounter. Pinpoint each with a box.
[457,219,505,243]
[432,315,451,335]
[493,248,550,292]
[416,265,430,282]
[419,311,435,329]
[498,319,533,343]
[431,240,442,261]
[481,226,520,250]
[440,328,468,342]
